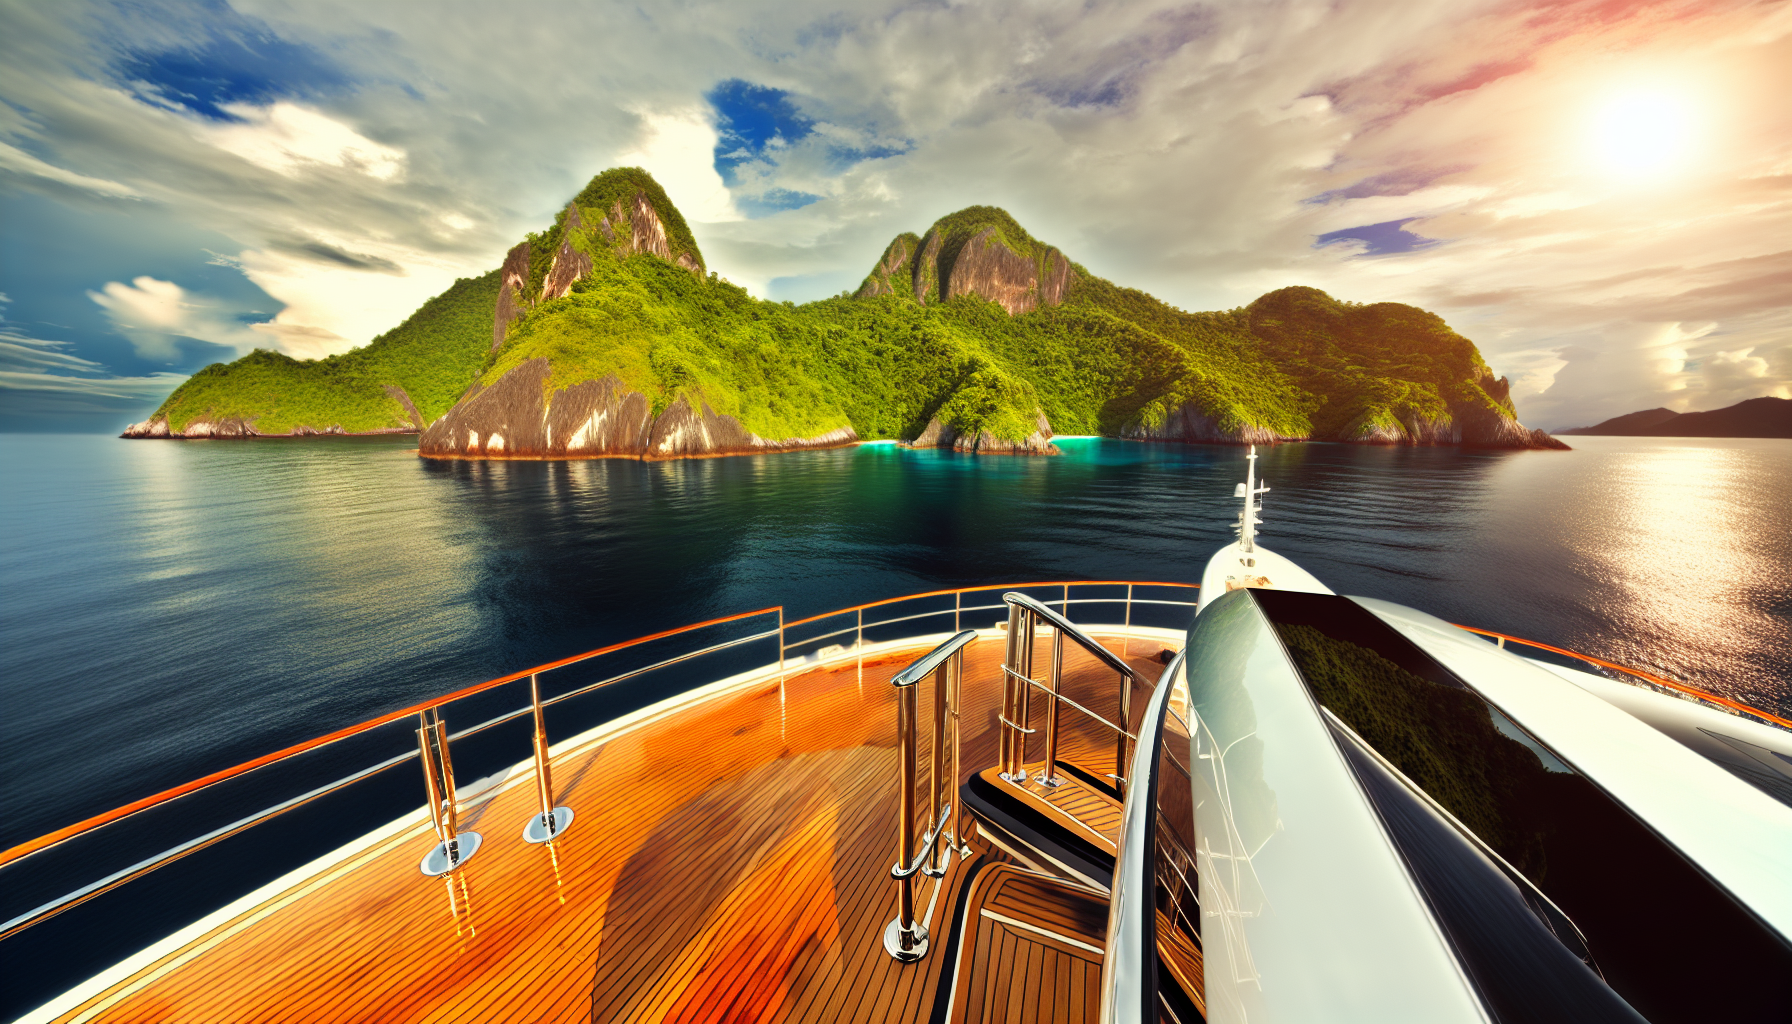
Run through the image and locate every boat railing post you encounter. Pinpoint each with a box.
[926,654,951,876]
[950,646,967,857]
[885,669,929,961]
[1125,583,1133,633]
[954,590,961,633]
[999,603,1036,784]
[522,673,573,843]
[999,602,1022,778]
[418,709,481,876]
[778,607,785,674]
[1114,668,1132,799]
[1035,625,1064,788]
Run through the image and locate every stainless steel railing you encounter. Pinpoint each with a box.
[884,629,976,962]
[999,592,1148,798]
[3,582,1197,950]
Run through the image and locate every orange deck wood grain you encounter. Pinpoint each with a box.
[47,631,1170,1024]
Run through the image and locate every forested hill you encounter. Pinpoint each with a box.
[125,167,1564,457]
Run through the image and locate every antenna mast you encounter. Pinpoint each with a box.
[1234,445,1270,553]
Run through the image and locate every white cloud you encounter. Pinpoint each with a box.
[613,108,741,224]
[87,276,265,361]
[0,369,189,400]
[0,140,141,198]
[200,102,406,182]
[0,330,107,373]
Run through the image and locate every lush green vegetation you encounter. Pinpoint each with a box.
[151,272,499,433]
[146,169,1518,447]
[1244,285,1509,437]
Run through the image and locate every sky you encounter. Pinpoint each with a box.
[0,0,1787,433]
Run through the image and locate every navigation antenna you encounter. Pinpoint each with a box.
[1233,444,1269,554]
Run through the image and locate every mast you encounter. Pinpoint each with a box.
[1234,444,1269,553]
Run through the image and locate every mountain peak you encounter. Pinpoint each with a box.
[856,206,1075,314]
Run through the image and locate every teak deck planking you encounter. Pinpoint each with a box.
[946,865,1109,1024]
[47,631,1171,1024]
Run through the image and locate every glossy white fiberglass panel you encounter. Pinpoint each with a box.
[1187,590,1484,1024]
[1196,542,1333,615]
[1355,597,1792,944]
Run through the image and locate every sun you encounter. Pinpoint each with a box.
[1589,89,1696,179]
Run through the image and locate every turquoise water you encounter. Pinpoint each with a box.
[2,434,1788,853]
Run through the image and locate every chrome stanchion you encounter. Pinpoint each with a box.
[522,673,573,844]
[1115,668,1133,799]
[885,672,929,961]
[418,709,481,876]
[1034,624,1065,787]
[949,647,969,857]
[926,654,951,876]
[999,605,1036,784]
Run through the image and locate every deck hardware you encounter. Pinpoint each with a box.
[522,673,574,844]
[1035,625,1066,787]
[418,710,481,876]
[887,629,976,962]
[999,603,1037,784]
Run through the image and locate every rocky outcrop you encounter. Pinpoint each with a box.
[120,417,172,438]
[496,190,704,345]
[493,242,531,351]
[1122,404,1301,445]
[417,358,857,460]
[856,235,916,299]
[940,229,1076,316]
[120,409,420,439]
[904,410,1059,454]
[384,385,425,430]
[540,204,593,302]
[911,231,943,304]
[121,415,261,438]
[887,217,1075,314]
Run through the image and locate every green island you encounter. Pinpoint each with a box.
[125,167,1563,455]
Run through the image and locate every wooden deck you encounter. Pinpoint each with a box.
[44,631,1172,1024]
[946,866,1109,1024]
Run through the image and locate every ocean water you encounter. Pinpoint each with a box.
[0,432,1788,1012]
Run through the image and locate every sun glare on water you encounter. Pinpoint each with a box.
[1589,89,1697,179]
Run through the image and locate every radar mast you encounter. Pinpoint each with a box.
[1234,444,1269,554]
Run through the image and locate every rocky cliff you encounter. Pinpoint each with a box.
[418,359,856,460]
[906,410,1059,454]
[861,207,1076,316]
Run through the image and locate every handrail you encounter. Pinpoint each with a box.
[1003,592,1142,680]
[892,628,979,686]
[1456,625,1792,732]
[1099,647,1186,1024]
[885,629,976,961]
[0,606,784,872]
[782,580,1197,631]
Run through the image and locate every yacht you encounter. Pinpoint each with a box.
[4,448,1789,1022]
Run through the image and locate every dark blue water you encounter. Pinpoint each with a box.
[1,433,1788,1016]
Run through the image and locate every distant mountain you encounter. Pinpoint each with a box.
[124,167,1567,457]
[1561,397,1792,438]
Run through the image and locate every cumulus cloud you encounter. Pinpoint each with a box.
[87,276,265,360]
[0,0,1787,427]
[199,101,405,181]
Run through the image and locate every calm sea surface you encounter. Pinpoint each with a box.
[1,432,1789,1011]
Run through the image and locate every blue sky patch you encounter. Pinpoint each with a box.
[116,6,348,122]
[708,80,814,186]
[1315,218,1440,256]
[735,189,825,219]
